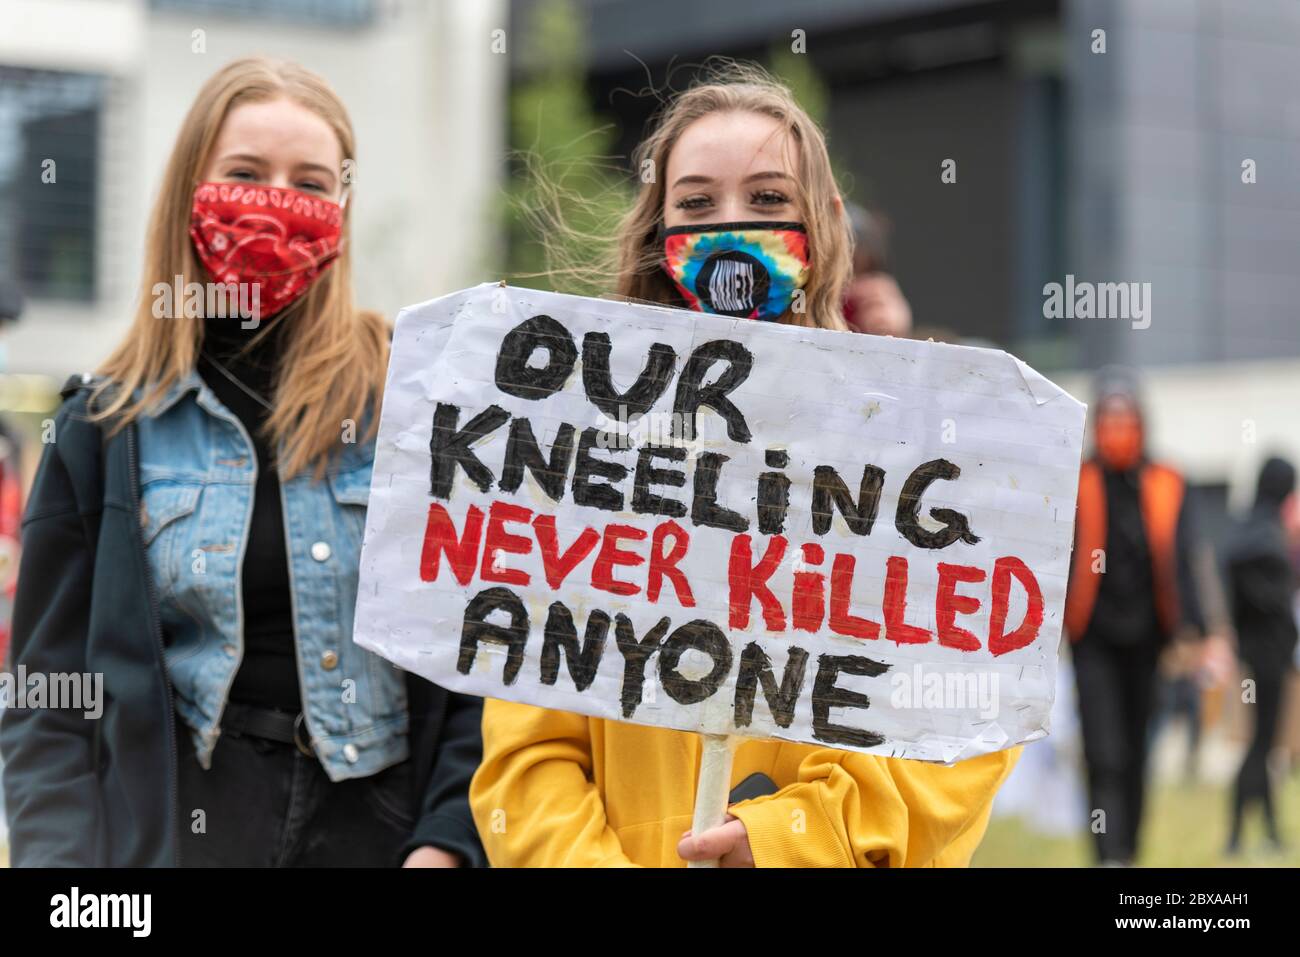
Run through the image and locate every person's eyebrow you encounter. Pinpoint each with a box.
[218,152,267,166]
[671,170,794,189]
[294,162,338,180]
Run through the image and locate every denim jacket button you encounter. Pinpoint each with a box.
[343,743,359,764]
[320,650,339,671]
[222,643,236,657]
[311,541,332,562]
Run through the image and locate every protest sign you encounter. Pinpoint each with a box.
[354,283,1086,764]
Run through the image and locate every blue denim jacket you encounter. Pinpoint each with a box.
[136,368,407,782]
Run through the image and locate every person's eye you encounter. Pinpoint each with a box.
[674,194,712,210]
[296,180,326,193]
[751,189,790,206]
[226,169,258,181]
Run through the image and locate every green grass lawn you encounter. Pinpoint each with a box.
[973,773,1300,867]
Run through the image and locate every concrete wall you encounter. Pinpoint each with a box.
[1066,0,1300,369]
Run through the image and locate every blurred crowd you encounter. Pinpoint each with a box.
[839,207,1300,866]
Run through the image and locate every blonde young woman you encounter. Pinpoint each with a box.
[470,64,1020,867]
[0,58,483,868]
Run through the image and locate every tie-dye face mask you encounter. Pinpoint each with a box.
[661,221,810,321]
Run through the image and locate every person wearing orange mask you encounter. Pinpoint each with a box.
[1063,369,1206,866]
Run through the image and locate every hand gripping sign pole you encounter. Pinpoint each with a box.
[687,732,740,868]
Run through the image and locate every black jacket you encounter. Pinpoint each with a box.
[0,377,486,867]
[1223,457,1299,671]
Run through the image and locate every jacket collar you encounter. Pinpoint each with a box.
[147,367,226,420]
[145,367,377,472]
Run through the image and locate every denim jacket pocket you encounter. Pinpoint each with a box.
[328,461,373,506]
[140,482,202,547]
[328,461,373,553]
[139,481,203,603]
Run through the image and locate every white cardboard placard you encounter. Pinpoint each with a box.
[353,284,1085,764]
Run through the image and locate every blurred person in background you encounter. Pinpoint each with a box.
[1223,455,1298,856]
[0,57,483,868]
[472,63,1020,868]
[0,423,20,667]
[0,278,23,669]
[1064,367,1206,866]
[841,203,912,338]
[0,277,24,850]
[1150,634,1205,785]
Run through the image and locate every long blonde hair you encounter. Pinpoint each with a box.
[615,61,851,331]
[93,56,389,480]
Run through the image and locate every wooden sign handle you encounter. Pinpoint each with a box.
[687,732,739,868]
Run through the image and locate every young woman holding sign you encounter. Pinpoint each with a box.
[0,58,483,868]
[470,63,1020,867]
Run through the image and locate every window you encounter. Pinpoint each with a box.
[0,67,105,303]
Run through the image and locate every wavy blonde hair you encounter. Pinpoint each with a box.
[92,56,389,480]
[615,61,852,330]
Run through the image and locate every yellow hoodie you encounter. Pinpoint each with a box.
[471,697,1021,867]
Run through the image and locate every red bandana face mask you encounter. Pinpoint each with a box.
[189,181,344,320]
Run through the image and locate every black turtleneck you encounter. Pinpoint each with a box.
[197,319,300,714]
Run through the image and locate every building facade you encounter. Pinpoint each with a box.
[0,0,506,389]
